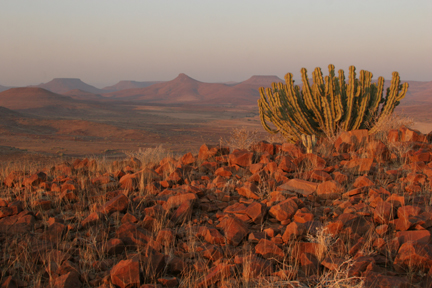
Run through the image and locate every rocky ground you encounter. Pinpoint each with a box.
[1,125,432,287]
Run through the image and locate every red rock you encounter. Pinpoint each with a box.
[52,271,82,288]
[201,244,224,261]
[278,156,296,172]
[0,211,35,234]
[102,193,128,214]
[248,231,267,243]
[241,255,274,278]
[321,257,345,271]
[165,193,197,210]
[111,259,140,288]
[23,172,47,187]
[373,201,394,224]
[32,199,52,210]
[180,152,196,165]
[386,194,405,207]
[141,249,166,279]
[156,229,175,246]
[167,256,189,275]
[398,205,422,219]
[57,260,79,276]
[0,207,14,218]
[119,173,138,192]
[91,175,113,186]
[375,224,388,236]
[324,221,343,236]
[364,271,411,288]
[244,201,266,224]
[204,228,225,244]
[170,200,194,224]
[215,166,233,178]
[121,212,138,224]
[116,222,152,246]
[281,143,303,158]
[300,253,320,276]
[60,190,78,202]
[295,153,326,169]
[388,129,401,142]
[278,179,318,197]
[399,126,427,142]
[81,212,102,228]
[269,198,298,222]
[255,239,284,261]
[157,277,178,288]
[106,238,125,255]
[332,171,348,185]
[353,175,374,188]
[316,180,344,200]
[196,263,233,288]
[228,149,253,167]
[348,256,374,277]
[396,230,430,244]
[367,140,390,162]
[335,129,368,151]
[282,221,306,242]
[217,215,248,246]
[310,170,332,182]
[293,210,314,223]
[394,242,432,273]
[41,222,67,242]
[338,213,373,236]
[236,182,260,200]
[344,158,373,174]
[61,180,78,192]
[408,150,431,163]
[54,162,74,176]
[198,144,229,161]
[4,171,24,187]
[251,140,275,155]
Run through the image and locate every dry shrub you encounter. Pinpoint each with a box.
[221,126,259,150]
[369,113,414,137]
[124,145,173,168]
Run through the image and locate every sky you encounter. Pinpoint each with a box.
[1,0,431,88]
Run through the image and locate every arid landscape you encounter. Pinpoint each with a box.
[0,74,431,163]
[1,73,432,287]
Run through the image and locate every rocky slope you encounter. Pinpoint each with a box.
[1,126,432,287]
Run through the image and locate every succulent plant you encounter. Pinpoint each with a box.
[258,64,408,142]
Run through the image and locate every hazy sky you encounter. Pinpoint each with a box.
[1,0,431,88]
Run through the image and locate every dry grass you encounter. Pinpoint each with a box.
[221,126,259,150]
[2,119,431,287]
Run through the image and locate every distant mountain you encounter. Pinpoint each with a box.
[0,85,12,93]
[104,73,285,105]
[63,89,104,100]
[104,73,228,103]
[102,80,163,92]
[0,87,80,110]
[237,75,284,86]
[35,78,103,94]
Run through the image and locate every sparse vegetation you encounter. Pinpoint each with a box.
[1,120,432,287]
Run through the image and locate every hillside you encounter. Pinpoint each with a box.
[0,87,80,110]
[36,78,103,94]
[1,126,432,287]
